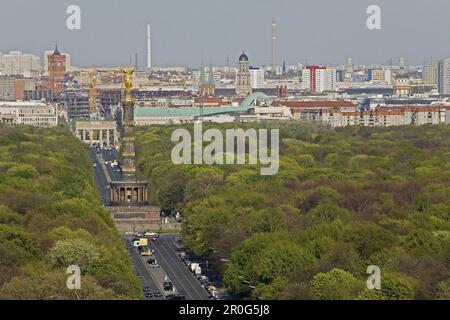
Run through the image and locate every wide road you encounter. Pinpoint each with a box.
[127,239,165,300]
[100,148,122,182]
[89,147,123,205]
[90,147,162,300]
[152,235,210,300]
[89,148,109,205]
[90,147,209,300]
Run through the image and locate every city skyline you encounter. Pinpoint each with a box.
[2,0,450,67]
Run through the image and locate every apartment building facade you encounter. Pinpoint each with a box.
[0,101,58,126]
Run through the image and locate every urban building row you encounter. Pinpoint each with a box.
[0,101,58,126]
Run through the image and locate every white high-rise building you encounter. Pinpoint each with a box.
[317,68,336,92]
[250,67,265,89]
[0,51,41,77]
[21,54,41,78]
[302,66,336,93]
[1,51,22,75]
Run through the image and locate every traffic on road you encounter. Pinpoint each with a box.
[126,233,225,300]
[90,145,227,301]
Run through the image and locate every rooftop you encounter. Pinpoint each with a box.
[135,105,251,118]
[273,100,356,108]
[0,101,50,108]
[239,52,249,62]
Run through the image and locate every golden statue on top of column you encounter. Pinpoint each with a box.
[119,67,135,102]
[119,67,135,92]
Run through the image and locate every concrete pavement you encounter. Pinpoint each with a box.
[151,235,211,300]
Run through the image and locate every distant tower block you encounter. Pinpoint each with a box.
[147,24,152,69]
[272,18,277,73]
[347,58,353,66]
[199,63,215,97]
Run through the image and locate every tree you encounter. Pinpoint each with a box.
[437,278,450,300]
[134,123,450,300]
[401,229,443,257]
[6,164,39,179]
[48,238,100,271]
[379,273,415,300]
[356,289,388,300]
[311,268,362,300]
[253,276,289,300]
[184,167,224,204]
[0,126,140,298]
[0,205,24,225]
[0,272,121,300]
[342,221,395,258]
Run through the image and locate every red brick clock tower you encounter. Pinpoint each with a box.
[48,44,66,93]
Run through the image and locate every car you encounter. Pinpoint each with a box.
[179,251,188,259]
[93,163,97,167]
[200,276,209,285]
[145,293,153,298]
[139,246,153,256]
[143,286,151,292]
[144,232,159,239]
[146,257,157,264]
[163,281,173,291]
[153,291,162,297]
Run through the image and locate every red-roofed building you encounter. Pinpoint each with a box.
[273,100,356,109]
[282,101,445,127]
[194,97,234,107]
[357,105,441,127]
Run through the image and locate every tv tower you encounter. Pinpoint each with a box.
[272,18,277,73]
[147,24,152,69]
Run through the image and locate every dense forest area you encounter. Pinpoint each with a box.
[136,122,450,300]
[0,125,140,299]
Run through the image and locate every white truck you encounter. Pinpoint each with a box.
[190,263,199,273]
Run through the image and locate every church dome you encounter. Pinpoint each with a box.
[239,52,249,62]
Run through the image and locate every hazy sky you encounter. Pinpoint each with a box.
[1,0,450,67]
